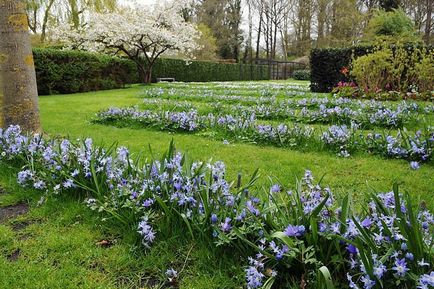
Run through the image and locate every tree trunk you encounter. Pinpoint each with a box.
[144,67,152,84]
[425,0,432,44]
[255,8,263,61]
[0,0,40,132]
[40,0,55,43]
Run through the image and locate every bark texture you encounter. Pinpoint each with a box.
[0,0,40,132]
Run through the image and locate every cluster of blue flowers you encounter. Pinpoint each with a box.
[96,107,434,167]
[0,125,432,288]
[142,87,432,129]
[96,107,203,131]
[241,171,433,289]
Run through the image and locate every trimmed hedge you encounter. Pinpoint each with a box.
[150,58,270,82]
[33,48,270,95]
[33,48,138,95]
[310,46,372,93]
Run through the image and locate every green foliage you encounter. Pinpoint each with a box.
[292,69,311,81]
[310,46,371,92]
[351,43,434,93]
[415,51,434,92]
[33,48,138,95]
[193,23,219,61]
[151,58,269,82]
[351,47,394,92]
[364,9,421,43]
[33,49,270,95]
[310,44,433,93]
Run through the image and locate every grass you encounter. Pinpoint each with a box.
[39,83,433,204]
[0,80,433,288]
[0,163,243,288]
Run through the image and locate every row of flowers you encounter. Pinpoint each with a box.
[94,107,434,166]
[142,97,432,129]
[0,125,432,288]
[142,86,434,114]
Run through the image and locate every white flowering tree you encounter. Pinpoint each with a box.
[53,1,199,83]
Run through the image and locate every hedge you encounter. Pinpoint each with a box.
[33,48,270,95]
[310,46,372,93]
[150,58,270,82]
[310,44,434,93]
[33,48,138,95]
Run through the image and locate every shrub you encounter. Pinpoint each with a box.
[33,48,138,95]
[310,44,433,93]
[310,46,372,92]
[351,44,434,94]
[351,47,394,93]
[414,51,434,92]
[292,69,310,81]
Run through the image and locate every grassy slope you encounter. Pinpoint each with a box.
[1,81,433,288]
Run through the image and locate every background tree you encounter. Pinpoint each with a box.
[196,0,242,60]
[193,23,219,60]
[0,0,40,132]
[53,1,199,84]
[25,0,118,44]
[364,9,422,43]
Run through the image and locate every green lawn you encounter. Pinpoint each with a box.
[39,83,433,203]
[0,81,433,288]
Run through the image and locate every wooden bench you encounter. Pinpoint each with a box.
[156,77,175,82]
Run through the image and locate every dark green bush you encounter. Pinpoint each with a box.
[310,46,372,93]
[33,48,138,95]
[292,69,310,81]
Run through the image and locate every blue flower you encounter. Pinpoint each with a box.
[210,214,218,224]
[361,217,372,228]
[392,258,409,277]
[284,224,305,237]
[410,161,420,170]
[166,268,178,279]
[373,262,387,279]
[361,275,376,289]
[418,272,434,289]
[346,244,358,255]
[220,217,232,232]
[137,217,156,247]
[270,184,280,193]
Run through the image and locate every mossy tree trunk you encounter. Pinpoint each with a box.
[0,0,40,132]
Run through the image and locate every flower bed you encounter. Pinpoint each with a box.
[95,107,434,167]
[0,125,432,288]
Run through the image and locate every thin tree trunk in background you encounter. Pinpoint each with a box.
[0,0,40,132]
[425,0,432,44]
[317,0,327,47]
[41,0,55,43]
[247,0,253,63]
[68,0,81,29]
[255,6,263,61]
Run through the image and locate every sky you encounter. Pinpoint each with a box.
[120,0,251,31]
